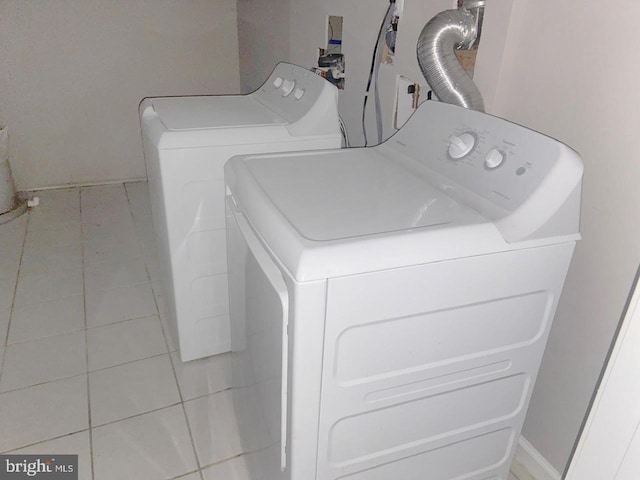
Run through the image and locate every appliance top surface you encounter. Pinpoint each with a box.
[240,149,482,242]
[226,101,582,280]
[150,95,287,131]
[147,63,337,133]
[228,148,504,281]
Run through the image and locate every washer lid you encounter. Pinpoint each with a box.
[227,149,532,280]
[227,149,509,280]
[151,95,287,130]
[242,149,477,242]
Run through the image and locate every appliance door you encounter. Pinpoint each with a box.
[226,196,290,477]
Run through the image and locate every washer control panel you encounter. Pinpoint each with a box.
[390,101,580,213]
[255,63,333,124]
[385,101,583,242]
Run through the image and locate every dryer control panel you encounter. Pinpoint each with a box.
[385,101,583,243]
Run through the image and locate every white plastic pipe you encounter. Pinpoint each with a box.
[0,124,17,214]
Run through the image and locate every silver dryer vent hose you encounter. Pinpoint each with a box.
[416,6,485,112]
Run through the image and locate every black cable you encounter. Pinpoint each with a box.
[362,0,395,147]
[339,116,350,147]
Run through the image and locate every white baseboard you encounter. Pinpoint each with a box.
[21,177,146,192]
[515,436,562,480]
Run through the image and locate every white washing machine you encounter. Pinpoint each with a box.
[139,63,341,362]
[225,100,583,479]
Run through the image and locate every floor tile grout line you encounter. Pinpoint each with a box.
[0,363,228,401]
[85,312,162,329]
[10,264,85,280]
[123,183,155,283]
[88,351,171,375]
[0,368,88,396]
[4,327,87,348]
[79,186,97,480]
[199,452,245,471]
[169,469,204,480]
[182,386,233,405]
[1,428,91,454]
[91,401,184,430]
[0,212,29,386]
[148,261,206,475]
[84,278,151,296]
[83,252,146,270]
[7,292,84,306]
[3,310,166,349]
[168,351,206,476]
[2,402,198,456]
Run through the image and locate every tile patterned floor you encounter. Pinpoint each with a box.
[0,182,532,480]
[510,462,537,480]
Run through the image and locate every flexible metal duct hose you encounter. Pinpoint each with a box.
[417,7,485,112]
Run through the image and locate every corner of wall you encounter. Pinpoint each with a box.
[472,0,518,114]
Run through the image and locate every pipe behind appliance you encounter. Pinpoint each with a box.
[417,2,485,112]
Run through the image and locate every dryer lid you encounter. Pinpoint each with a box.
[151,95,287,130]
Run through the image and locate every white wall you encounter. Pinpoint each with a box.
[475,0,640,473]
[236,0,459,145]
[0,0,240,190]
[288,0,453,146]
[237,0,290,94]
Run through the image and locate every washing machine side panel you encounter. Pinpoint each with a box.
[141,128,180,347]
[316,242,576,480]
[157,146,229,361]
[154,138,340,362]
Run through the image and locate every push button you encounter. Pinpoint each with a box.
[293,88,305,100]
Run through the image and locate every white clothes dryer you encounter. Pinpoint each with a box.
[139,63,341,362]
[225,100,583,479]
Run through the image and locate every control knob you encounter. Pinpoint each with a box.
[448,133,475,159]
[485,148,505,169]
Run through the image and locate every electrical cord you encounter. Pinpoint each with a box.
[339,116,350,147]
[362,0,395,147]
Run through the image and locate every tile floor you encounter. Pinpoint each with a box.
[0,182,532,480]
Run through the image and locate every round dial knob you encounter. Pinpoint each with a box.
[448,133,475,159]
[485,148,505,169]
[280,79,296,96]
